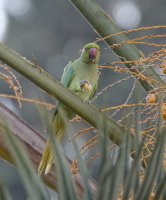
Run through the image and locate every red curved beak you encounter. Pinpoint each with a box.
[89,48,97,61]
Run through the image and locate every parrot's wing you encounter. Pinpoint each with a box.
[53,61,76,120]
[61,61,76,87]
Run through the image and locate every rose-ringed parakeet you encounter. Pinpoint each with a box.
[38,43,100,175]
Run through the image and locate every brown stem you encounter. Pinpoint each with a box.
[0,103,96,196]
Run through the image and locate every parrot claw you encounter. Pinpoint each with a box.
[82,99,91,104]
[86,100,91,104]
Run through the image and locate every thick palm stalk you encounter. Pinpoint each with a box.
[69,0,165,91]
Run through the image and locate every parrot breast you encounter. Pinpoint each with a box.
[69,60,98,101]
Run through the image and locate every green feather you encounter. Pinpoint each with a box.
[61,61,76,87]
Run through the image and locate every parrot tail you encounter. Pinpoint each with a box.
[38,112,65,175]
[38,140,53,175]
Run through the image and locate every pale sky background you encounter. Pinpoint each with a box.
[0,0,165,199]
[0,0,142,41]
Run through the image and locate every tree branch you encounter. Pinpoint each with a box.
[69,0,165,91]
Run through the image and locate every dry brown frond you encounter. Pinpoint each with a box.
[0,62,23,107]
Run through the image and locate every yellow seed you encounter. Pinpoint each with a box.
[162,66,166,74]
[161,103,166,120]
[114,67,127,73]
[146,94,157,104]
[118,68,127,73]
[71,160,78,175]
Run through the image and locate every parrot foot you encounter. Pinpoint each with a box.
[82,99,87,103]
[86,100,91,104]
[82,99,92,104]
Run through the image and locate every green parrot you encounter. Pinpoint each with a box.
[38,43,100,175]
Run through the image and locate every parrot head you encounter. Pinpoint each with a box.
[80,43,100,64]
